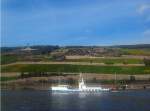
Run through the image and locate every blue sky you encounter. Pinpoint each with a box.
[1,0,150,46]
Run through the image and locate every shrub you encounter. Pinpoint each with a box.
[104,61,114,65]
[143,58,150,66]
[130,75,135,81]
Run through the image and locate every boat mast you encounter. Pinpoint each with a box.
[58,71,61,85]
[115,72,117,86]
[79,72,86,90]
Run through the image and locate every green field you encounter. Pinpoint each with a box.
[0,76,18,81]
[1,54,145,65]
[2,64,150,74]
[120,48,150,56]
[1,55,18,65]
[65,58,143,64]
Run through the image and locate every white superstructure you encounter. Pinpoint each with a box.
[51,74,110,92]
[78,75,110,92]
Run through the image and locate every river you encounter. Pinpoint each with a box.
[1,90,150,111]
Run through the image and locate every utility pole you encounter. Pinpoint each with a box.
[115,72,117,85]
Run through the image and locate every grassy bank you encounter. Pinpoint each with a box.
[2,64,150,74]
[0,76,18,82]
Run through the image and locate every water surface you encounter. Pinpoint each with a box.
[2,90,150,111]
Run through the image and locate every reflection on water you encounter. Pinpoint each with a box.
[2,90,150,111]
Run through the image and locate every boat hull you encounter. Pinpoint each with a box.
[51,88,110,92]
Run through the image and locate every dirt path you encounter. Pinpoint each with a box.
[1,61,145,67]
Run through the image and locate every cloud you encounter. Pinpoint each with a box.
[143,29,150,37]
[146,15,150,22]
[137,4,150,14]
[85,29,93,34]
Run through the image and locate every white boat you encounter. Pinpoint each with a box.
[51,74,110,92]
[51,85,78,92]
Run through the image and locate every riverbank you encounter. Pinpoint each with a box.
[1,77,150,91]
[1,72,150,91]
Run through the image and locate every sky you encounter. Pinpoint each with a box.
[1,0,150,46]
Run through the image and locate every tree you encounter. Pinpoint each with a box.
[123,60,128,65]
[143,58,150,66]
[92,77,97,83]
[20,72,25,78]
[67,78,75,84]
[130,75,135,81]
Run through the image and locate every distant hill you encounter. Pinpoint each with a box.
[65,44,150,49]
[1,44,150,55]
[111,44,150,49]
[1,45,60,54]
